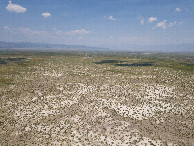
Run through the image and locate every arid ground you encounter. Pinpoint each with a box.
[0,51,193,145]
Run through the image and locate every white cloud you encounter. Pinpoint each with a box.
[137,16,144,25]
[42,12,51,18]
[6,1,27,13]
[148,17,157,23]
[4,26,11,30]
[54,29,91,36]
[176,8,181,12]
[140,18,144,25]
[66,29,91,35]
[5,26,91,39]
[156,20,167,29]
[18,27,50,37]
[168,21,176,27]
[55,31,63,35]
[3,26,51,37]
[155,20,176,29]
[108,16,116,21]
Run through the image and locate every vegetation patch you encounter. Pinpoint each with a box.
[0,58,26,65]
[0,78,12,85]
[94,60,127,64]
[115,62,154,67]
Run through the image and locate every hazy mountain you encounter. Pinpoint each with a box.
[0,41,193,52]
[0,41,109,51]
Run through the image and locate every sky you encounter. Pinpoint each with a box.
[0,0,194,50]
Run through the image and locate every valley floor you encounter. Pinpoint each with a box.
[0,52,193,145]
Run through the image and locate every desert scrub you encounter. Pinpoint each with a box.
[0,52,193,145]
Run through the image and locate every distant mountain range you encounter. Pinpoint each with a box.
[0,41,109,51]
[0,41,193,52]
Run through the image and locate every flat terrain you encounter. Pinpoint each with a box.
[0,51,193,145]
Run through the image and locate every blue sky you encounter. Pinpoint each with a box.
[0,0,194,50]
